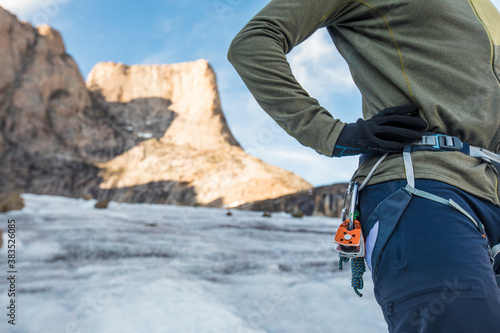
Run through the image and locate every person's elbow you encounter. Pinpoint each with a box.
[228,23,269,67]
[227,33,245,68]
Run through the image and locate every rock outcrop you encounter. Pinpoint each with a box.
[0,191,24,213]
[0,7,312,209]
[237,183,349,217]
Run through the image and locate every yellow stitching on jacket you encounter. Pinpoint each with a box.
[468,0,500,86]
[310,0,418,106]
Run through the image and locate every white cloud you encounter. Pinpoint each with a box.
[0,0,40,17]
[0,0,71,24]
[288,29,356,99]
[492,0,500,10]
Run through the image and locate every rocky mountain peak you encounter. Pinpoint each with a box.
[0,6,312,209]
[86,59,240,150]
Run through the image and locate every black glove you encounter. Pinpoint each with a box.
[333,106,427,157]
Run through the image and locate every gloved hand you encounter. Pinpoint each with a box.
[333,106,427,157]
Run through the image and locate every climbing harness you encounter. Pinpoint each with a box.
[410,134,500,269]
[412,135,500,279]
[402,142,496,265]
[334,133,500,296]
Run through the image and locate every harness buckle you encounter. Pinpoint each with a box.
[421,134,463,151]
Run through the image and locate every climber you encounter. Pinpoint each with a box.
[227,0,500,332]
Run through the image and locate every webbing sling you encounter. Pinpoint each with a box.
[402,145,495,264]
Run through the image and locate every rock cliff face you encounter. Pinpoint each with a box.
[0,7,311,208]
[237,183,348,217]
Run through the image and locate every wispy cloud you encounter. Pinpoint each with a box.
[0,0,72,24]
[288,29,356,99]
[0,0,40,17]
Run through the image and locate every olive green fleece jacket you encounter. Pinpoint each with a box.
[228,0,500,205]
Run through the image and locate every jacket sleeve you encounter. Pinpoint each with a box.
[227,0,347,157]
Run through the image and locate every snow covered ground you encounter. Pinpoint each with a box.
[0,194,386,333]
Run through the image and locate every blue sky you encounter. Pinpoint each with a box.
[1,0,499,187]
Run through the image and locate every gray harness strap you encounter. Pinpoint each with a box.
[469,146,500,173]
[414,134,500,173]
[492,244,500,261]
[402,144,494,264]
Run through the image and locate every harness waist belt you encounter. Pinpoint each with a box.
[413,134,500,171]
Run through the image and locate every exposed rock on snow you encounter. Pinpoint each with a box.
[0,191,24,213]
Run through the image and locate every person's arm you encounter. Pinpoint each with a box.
[228,0,345,156]
[228,0,426,157]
